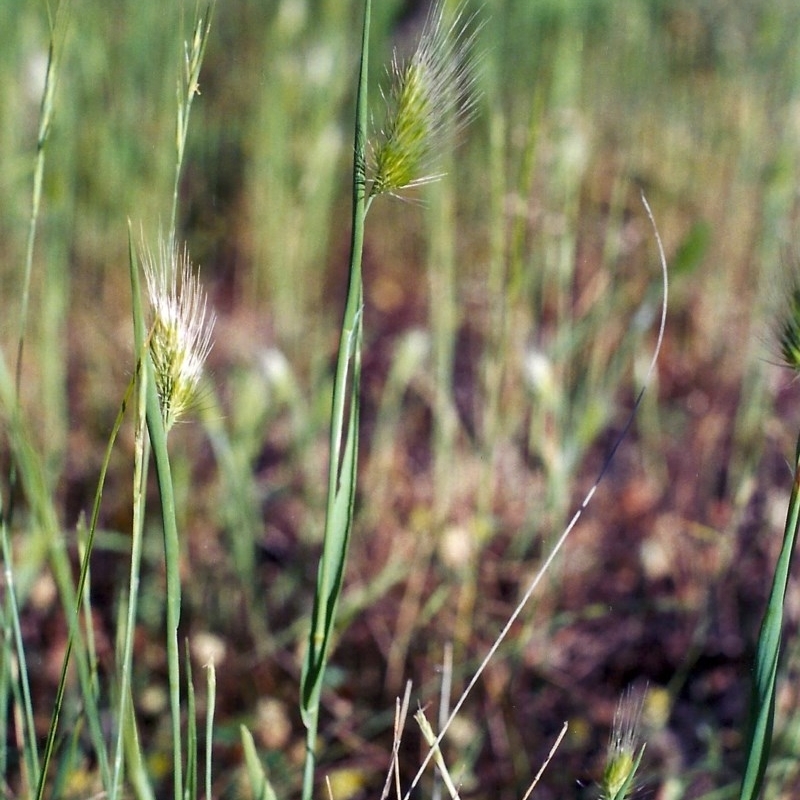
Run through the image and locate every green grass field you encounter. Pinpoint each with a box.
[4,1,800,798]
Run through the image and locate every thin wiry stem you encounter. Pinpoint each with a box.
[299,3,371,797]
[170,3,214,247]
[402,194,669,800]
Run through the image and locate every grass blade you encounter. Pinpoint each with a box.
[128,223,185,800]
[240,726,279,800]
[298,2,370,799]
[738,443,800,799]
[186,643,198,800]
[1,516,40,789]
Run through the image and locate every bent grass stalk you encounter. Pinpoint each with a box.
[402,194,668,799]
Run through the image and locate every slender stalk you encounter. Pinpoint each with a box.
[111,334,151,800]
[0,347,111,797]
[123,687,156,800]
[299,3,370,798]
[0,589,12,783]
[77,526,101,700]
[17,245,150,800]
[738,436,800,800]
[186,645,198,800]
[13,0,70,402]
[402,195,668,800]
[170,4,214,247]
[31,377,136,800]
[129,230,185,800]
[1,515,40,789]
[0,313,124,800]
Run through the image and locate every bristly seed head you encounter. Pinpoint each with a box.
[369,0,482,198]
[141,237,215,431]
[601,687,646,800]
[779,286,800,372]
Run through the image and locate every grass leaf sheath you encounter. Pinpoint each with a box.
[299,2,371,798]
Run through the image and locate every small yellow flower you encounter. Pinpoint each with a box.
[370,0,481,197]
[141,237,215,431]
[601,687,646,800]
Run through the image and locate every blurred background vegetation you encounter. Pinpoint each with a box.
[5,0,800,797]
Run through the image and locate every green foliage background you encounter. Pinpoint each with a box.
[4,0,800,797]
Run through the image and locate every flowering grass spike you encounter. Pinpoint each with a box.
[601,687,646,800]
[370,1,481,197]
[779,285,800,372]
[141,237,215,431]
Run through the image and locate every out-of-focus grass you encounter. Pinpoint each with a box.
[5,0,800,797]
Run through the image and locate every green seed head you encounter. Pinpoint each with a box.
[370,1,481,197]
[602,749,635,799]
[141,238,215,431]
[779,287,800,371]
[600,687,646,800]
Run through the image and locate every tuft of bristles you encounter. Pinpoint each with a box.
[779,285,800,372]
[600,687,646,800]
[369,1,482,198]
[141,237,215,431]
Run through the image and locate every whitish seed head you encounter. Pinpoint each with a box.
[141,237,215,431]
[601,687,645,800]
[370,0,482,197]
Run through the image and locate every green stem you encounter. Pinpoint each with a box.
[1,517,40,789]
[299,3,371,798]
[148,333,185,800]
[129,229,184,800]
[739,436,800,799]
[111,356,151,800]
[170,4,214,247]
[14,1,68,399]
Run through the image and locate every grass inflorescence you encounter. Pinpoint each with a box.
[5,0,800,798]
[141,236,215,432]
[601,687,646,800]
[370,2,481,198]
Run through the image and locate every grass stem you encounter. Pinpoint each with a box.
[299,3,371,797]
[738,438,800,799]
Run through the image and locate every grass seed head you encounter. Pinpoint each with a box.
[601,687,646,800]
[779,286,800,372]
[370,0,482,197]
[141,237,215,431]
